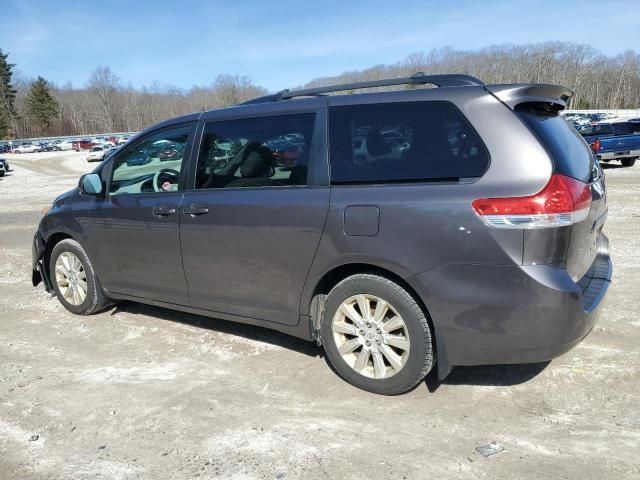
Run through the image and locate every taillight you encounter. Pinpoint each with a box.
[590,139,601,152]
[472,174,592,229]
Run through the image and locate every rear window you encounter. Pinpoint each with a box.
[516,103,594,183]
[329,101,489,184]
[579,124,614,136]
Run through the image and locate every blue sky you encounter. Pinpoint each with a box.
[1,0,639,92]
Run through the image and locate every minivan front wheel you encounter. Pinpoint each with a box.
[321,274,433,395]
[49,239,110,315]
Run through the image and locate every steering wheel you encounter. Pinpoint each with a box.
[152,168,180,192]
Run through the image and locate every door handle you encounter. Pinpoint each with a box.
[152,205,177,216]
[183,203,209,216]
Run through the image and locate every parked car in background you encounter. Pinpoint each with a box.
[32,74,612,395]
[103,145,120,161]
[55,140,74,151]
[580,121,640,167]
[0,144,11,153]
[563,113,592,127]
[86,146,107,162]
[13,144,42,153]
[72,139,95,151]
[589,113,607,122]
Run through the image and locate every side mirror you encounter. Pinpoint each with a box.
[79,173,103,196]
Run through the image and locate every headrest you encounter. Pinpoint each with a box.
[366,129,391,156]
[240,147,271,178]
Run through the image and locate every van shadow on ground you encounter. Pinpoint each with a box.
[425,361,550,392]
[111,301,550,391]
[110,301,320,357]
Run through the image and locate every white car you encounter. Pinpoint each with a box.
[86,146,106,162]
[13,144,42,153]
[55,141,74,151]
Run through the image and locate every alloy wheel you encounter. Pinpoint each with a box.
[54,252,87,306]
[332,294,410,379]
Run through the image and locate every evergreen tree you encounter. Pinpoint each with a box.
[0,49,17,138]
[26,76,59,133]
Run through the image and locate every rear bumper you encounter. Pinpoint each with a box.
[597,148,640,160]
[409,235,612,372]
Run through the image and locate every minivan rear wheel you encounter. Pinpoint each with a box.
[49,239,111,315]
[320,274,433,395]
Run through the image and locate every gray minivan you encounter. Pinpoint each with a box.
[32,74,612,395]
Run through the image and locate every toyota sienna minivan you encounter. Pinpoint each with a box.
[32,74,612,395]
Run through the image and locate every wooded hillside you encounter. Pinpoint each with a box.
[4,42,640,138]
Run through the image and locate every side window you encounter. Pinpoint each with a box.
[110,126,191,195]
[614,123,630,135]
[195,113,315,189]
[329,101,489,184]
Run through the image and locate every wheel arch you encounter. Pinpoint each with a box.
[306,262,440,365]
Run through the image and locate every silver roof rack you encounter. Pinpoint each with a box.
[241,72,484,105]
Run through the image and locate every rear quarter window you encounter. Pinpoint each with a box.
[328,101,490,184]
[516,103,594,183]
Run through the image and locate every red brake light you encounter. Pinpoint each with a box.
[590,139,601,152]
[472,174,592,229]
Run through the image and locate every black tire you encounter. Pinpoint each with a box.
[49,238,111,315]
[320,274,433,395]
[621,158,636,167]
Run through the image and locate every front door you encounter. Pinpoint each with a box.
[180,113,329,325]
[88,124,195,305]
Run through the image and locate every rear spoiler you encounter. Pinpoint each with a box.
[484,84,574,110]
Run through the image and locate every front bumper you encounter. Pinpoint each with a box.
[409,236,612,371]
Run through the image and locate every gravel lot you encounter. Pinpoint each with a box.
[1,152,639,479]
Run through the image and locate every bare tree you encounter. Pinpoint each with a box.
[87,66,122,132]
[10,42,640,139]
